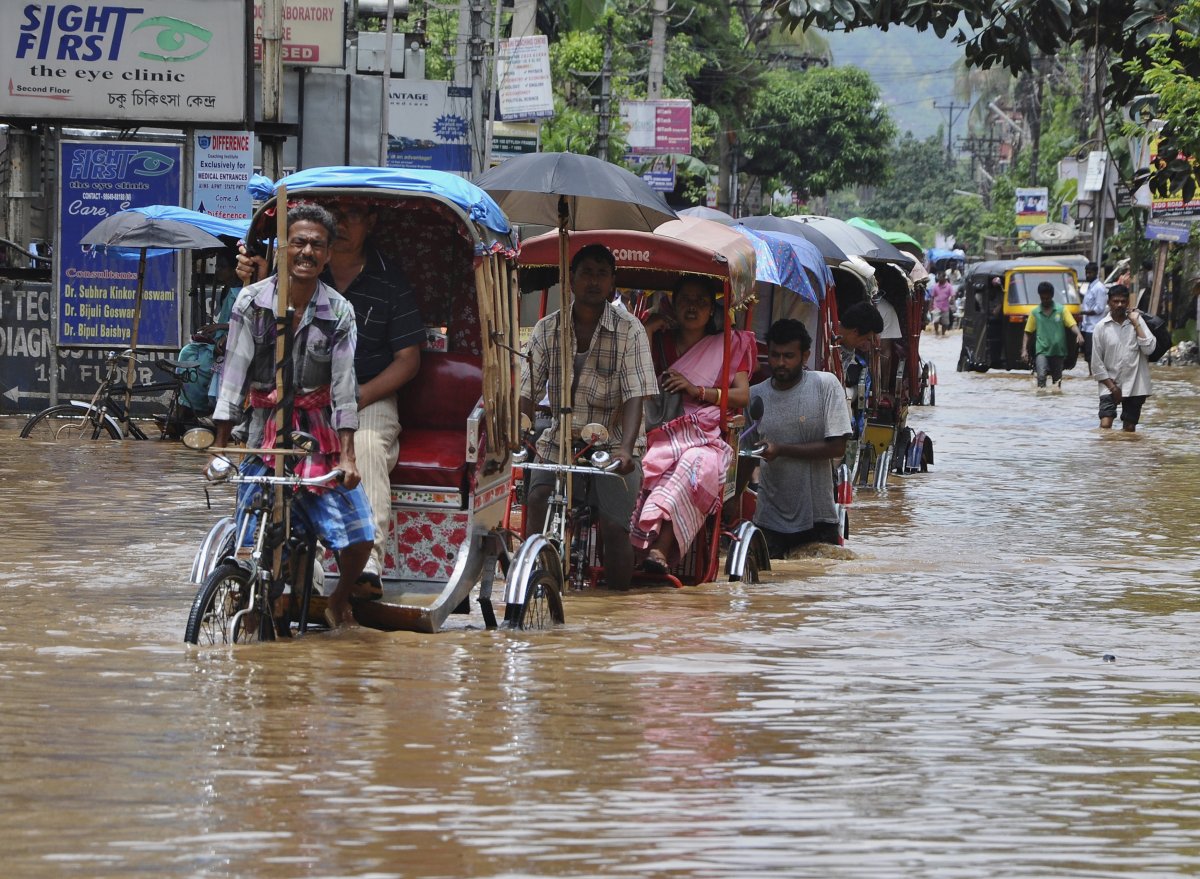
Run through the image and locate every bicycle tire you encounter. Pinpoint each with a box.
[20,404,122,441]
[184,562,269,645]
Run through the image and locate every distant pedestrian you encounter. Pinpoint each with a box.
[1079,261,1107,372]
[929,272,954,336]
[1023,281,1084,391]
[1091,285,1154,432]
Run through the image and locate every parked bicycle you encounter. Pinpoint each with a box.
[184,430,345,645]
[19,348,209,442]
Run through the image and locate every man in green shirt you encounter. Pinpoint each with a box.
[1022,281,1084,390]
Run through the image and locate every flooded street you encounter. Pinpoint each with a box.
[3,331,1200,878]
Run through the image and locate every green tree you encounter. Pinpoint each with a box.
[740,67,896,197]
[860,133,970,230]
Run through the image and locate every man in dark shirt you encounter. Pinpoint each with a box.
[239,201,425,590]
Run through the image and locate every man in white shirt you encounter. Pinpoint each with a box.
[1091,285,1154,432]
[1079,261,1108,374]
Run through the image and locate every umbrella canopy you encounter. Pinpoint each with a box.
[81,205,245,258]
[249,166,511,237]
[786,215,916,267]
[679,205,734,222]
[738,214,851,263]
[735,226,830,304]
[847,216,923,250]
[474,152,677,231]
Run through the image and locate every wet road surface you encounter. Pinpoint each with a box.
[3,332,1200,878]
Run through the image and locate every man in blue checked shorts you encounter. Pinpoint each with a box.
[213,204,374,628]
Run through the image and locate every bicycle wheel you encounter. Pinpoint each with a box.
[184,562,271,645]
[20,404,121,441]
[514,542,565,630]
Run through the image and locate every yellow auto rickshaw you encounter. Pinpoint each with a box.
[957,257,1082,372]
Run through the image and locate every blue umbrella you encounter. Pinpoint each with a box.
[734,226,829,304]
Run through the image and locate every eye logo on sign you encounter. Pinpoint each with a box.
[130,151,176,176]
[132,16,212,62]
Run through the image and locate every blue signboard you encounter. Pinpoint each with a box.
[57,140,183,348]
[1145,218,1191,244]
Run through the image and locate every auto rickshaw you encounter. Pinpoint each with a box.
[189,166,530,634]
[957,258,1082,373]
[508,221,770,608]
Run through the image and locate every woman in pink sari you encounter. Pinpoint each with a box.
[633,277,755,573]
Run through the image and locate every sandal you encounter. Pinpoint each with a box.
[351,571,383,602]
[641,551,670,574]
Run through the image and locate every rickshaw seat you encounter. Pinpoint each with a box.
[392,351,483,489]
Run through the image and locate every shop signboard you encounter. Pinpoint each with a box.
[496,36,554,120]
[387,80,472,174]
[0,0,248,125]
[251,0,345,68]
[621,99,692,156]
[57,139,183,349]
[193,130,255,222]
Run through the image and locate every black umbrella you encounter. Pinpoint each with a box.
[474,151,677,232]
[81,208,233,430]
[787,215,916,267]
[738,215,848,262]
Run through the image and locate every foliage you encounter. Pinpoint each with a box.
[740,67,896,197]
[765,0,1182,108]
[1124,0,1200,203]
[860,133,971,231]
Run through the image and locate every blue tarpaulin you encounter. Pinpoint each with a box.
[248,166,511,235]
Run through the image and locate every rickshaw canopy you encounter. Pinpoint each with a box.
[519,225,757,309]
[247,166,512,239]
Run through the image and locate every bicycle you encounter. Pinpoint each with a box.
[184,433,345,645]
[19,348,206,441]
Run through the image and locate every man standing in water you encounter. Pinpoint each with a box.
[1022,281,1085,391]
[751,319,852,558]
[1091,284,1154,432]
[241,201,424,594]
[1079,261,1108,372]
[519,244,658,591]
[215,204,374,627]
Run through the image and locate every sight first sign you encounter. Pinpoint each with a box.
[58,140,183,349]
[0,1,248,125]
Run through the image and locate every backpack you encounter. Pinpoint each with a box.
[1141,313,1171,363]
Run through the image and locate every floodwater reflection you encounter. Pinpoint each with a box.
[3,333,1200,877]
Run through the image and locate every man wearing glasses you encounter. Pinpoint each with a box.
[240,200,424,596]
[214,204,374,627]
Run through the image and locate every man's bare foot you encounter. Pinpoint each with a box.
[324,600,358,629]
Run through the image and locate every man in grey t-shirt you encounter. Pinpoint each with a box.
[750,319,853,557]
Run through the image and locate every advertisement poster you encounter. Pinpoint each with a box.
[621,99,692,156]
[496,36,554,120]
[193,130,254,221]
[641,155,676,192]
[1148,137,1200,220]
[0,0,247,125]
[387,80,471,174]
[1014,186,1048,239]
[490,120,539,165]
[58,140,183,348]
[251,0,345,67]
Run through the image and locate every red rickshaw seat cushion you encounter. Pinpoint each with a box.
[391,351,483,489]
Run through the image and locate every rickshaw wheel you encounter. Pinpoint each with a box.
[185,562,271,645]
[517,567,565,630]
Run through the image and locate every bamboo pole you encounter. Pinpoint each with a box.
[557,196,573,468]
[507,261,520,451]
[272,187,289,550]
[121,247,148,429]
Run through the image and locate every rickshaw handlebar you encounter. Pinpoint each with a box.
[226,468,345,488]
[519,461,623,477]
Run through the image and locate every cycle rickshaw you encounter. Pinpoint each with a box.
[506,220,770,611]
[188,166,538,637]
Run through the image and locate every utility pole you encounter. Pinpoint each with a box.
[1025,60,1044,186]
[933,101,968,159]
[595,20,613,161]
[468,1,487,174]
[378,0,397,166]
[260,0,285,180]
[647,0,667,100]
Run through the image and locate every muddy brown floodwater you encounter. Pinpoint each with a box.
[3,332,1200,878]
